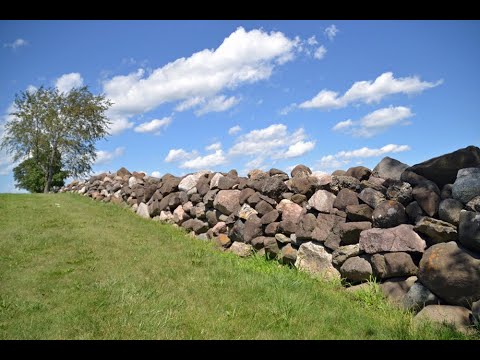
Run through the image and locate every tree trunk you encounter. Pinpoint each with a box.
[43,145,56,193]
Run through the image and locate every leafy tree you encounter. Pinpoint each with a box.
[1,86,112,192]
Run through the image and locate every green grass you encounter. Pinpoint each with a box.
[0,193,477,339]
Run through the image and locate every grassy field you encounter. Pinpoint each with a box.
[0,193,476,339]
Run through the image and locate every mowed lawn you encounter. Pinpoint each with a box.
[0,194,476,339]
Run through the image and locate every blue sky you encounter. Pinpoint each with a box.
[1,20,479,192]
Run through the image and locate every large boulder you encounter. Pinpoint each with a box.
[329,176,360,194]
[339,222,372,245]
[359,224,426,254]
[379,276,417,305]
[403,282,440,311]
[372,156,409,181]
[260,210,280,225]
[412,182,440,217]
[136,203,150,219]
[414,305,472,334]
[345,166,371,181]
[370,252,418,279]
[405,201,425,223]
[218,175,239,190]
[289,176,318,197]
[332,244,361,267]
[346,204,373,222]
[452,167,480,204]
[407,145,480,188]
[277,200,304,223]
[116,167,131,177]
[238,203,258,220]
[371,200,407,228]
[181,219,208,234]
[438,198,463,226]
[179,172,207,192]
[418,241,480,307]
[228,242,254,257]
[295,242,340,280]
[466,196,480,212]
[308,190,336,213]
[291,164,312,178]
[458,210,480,253]
[333,188,359,211]
[385,180,413,205]
[261,177,289,200]
[414,217,458,244]
[358,188,386,209]
[213,190,241,216]
[340,256,372,283]
[209,173,224,189]
[243,217,263,243]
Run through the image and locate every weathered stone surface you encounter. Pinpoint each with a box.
[472,300,480,327]
[407,145,480,188]
[182,219,208,234]
[295,242,340,280]
[251,236,266,250]
[358,188,386,209]
[196,177,210,196]
[385,180,413,205]
[179,173,202,192]
[264,237,280,259]
[239,188,255,205]
[213,190,241,216]
[116,167,131,177]
[466,196,480,212]
[372,200,407,229]
[136,203,150,219]
[269,168,287,177]
[255,200,274,216]
[275,233,291,244]
[458,210,480,253]
[400,170,429,187]
[228,242,254,257]
[452,167,480,204]
[246,192,261,207]
[372,156,409,181]
[289,176,318,197]
[261,177,289,200]
[203,189,219,206]
[243,217,263,243]
[345,166,371,181]
[260,210,279,225]
[129,176,139,188]
[371,252,418,279]
[414,305,472,334]
[278,200,304,223]
[441,184,453,199]
[278,220,298,235]
[229,220,245,243]
[238,203,258,220]
[418,241,480,307]
[359,224,427,254]
[412,183,440,217]
[173,205,190,224]
[414,216,458,244]
[280,244,297,265]
[329,176,361,194]
[215,234,232,248]
[290,194,307,205]
[333,188,359,211]
[209,173,224,189]
[340,256,372,283]
[332,244,361,266]
[291,164,312,178]
[359,180,387,195]
[405,201,425,223]
[438,198,463,226]
[211,221,227,237]
[403,282,440,311]
[331,170,346,176]
[218,175,239,190]
[265,222,279,236]
[346,204,373,222]
[308,190,336,213]
[339,222,372,245]
[380,276,417,305]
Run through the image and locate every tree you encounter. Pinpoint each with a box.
[1,86,112,192]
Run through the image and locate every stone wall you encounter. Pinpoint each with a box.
[60,145,480,333]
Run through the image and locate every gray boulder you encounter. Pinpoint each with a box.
[380,276,418,305]
[308,190,336,213]
[403,282,440,311]
[333,188,359,211]
[340,256,373,283]
[466,195,480,212]
[372,200,407,228]
[452,167,480,204]
[358,188,386,209]
[412,182,440,217]
[243,217,263,243]
[332,244,361,266]
[228,242,254,257]
[213,190,241,215]
[385,180,413,205]
[370,252,418,279]
[438,198,463,226]
[339,222,372,245]
[345,166,371,181]
[414,216,458,244]
[359,224,426,254]
[295,242,340,280]
[458,210,480,253]
[291,164,312,178]
[181,219,208,234]
[414,305,472,334]
[346,204,373,222]
[372,156,409,181]
[405,201,425,223]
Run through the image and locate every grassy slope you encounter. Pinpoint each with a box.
[0,193,476,339]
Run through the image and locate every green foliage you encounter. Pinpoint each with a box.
[1,86,111,192]
[13,155,68,193]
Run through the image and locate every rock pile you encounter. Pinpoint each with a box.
[61,145,480,333]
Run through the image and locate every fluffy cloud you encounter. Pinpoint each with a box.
[332,106,414,137]
[103,27,298,133]
[55,73,84,93]
[228,125,241,135]
[307,36,318,46]
[194,95,240,116]
[164,148,198,163]
[151,171,162,178]
[299,72,442,110]
[314,46,327,60]
[317,144,411,171]
[279,102,297,116]
[95,147,125,165]
[282,141,316,158]
[324,25,339,41]
[134,116,172,135]
[4,38,28,49]
[180,149,227,169]
[205,142,222,151]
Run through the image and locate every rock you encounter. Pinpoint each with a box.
[264,237,280,259]
[218,175,239,190]
[251,236,265,250]
[243,217,263,243]
[359,180,387,195]
[238,203,258,220]
[329,176,361,194]
[441,184,453,199]
[405,201,425,223]
[418,241,480,307]
[339,222,372,245]
[278,220,298,236]
[128,176,139,188]
[472,300,480,326]
[159,211,174,222]
[438,199,463,226]
[213,190,241,216]
[466,196,480,212]
[239,188,255,205]
[346,204,373,222]
[261,177,289,200]
[458,210,480,253]
[380,276,417,305]
[345,166,371,181]
[370,252,418,279]
[359,224,427,254]
[295,242,341,280]
[345,283,373,293]
[275,233,291,244]
[229,220,245,243]
[246,192,261,207]
[372,200,407,228]
[248,169,268,180]
[414,305,472,334]
[173,205,190,224]
[289,176,318,197]
[333,188,359,211]
[331,170,346,176]
[179,173,202,192]
[291,164,312,178]
[278,200,304,223]
[296,214,330,242]
[196,177,210,196]
[116,167,131,177]
[290,194,307,205]
[407,145,480,188]
[211,221,227,236]
[260,210,279,225]
[412,183,440,217]
[358,188,386,209]
[414,217,458,244]
[265,222,279,236]
[255,200,274,216]
[308,190,336,213]
[452,167,480,204]
[340,256,373,283]
[400,170,429,187]
[403,282,440,311]
[269,168,287,177]
[196,233,209,241]
[192,202,206,220]
[385,180,413,205]
[332,244,361,266]
[228,242,254,257]
[203,189,219,207]
[372,156,409,181]
[136,203,150,219]
[181,219,208,234]
[280,244,297,265]
[215,234,232,248]
[205,210,219,227]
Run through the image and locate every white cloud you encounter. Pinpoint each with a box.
[4,38,28,49]
[164,148,198,163]
[107,116,134,135]
[299,72,442,110]
[180,149,227,169]
[281,140,316,158]
[151,171,162,178]
[95,147,125,165]
[175,97,205,112]
[316,144,411,172]
[195,95,240,116]
[134,116,172,135]
[279,102,297,116]
[314,46,327,60]
[205,142,222,151]
[55,73,84,93]
[102,27,298,132]
[26,85,37,94]
[324,25,339,41]
[228,125,241,135]
[307,36,318,46]
[333,106,414,137]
